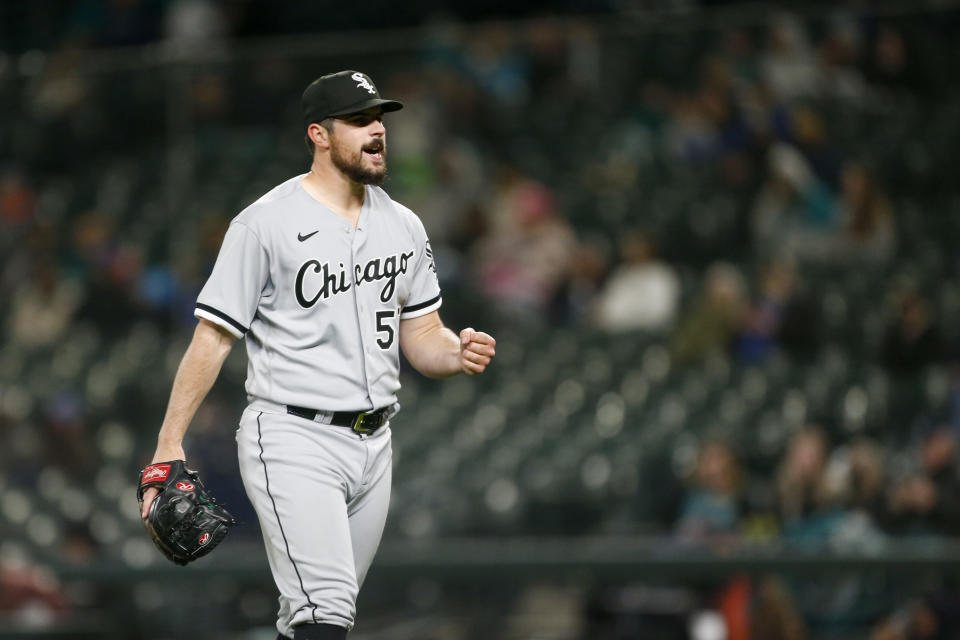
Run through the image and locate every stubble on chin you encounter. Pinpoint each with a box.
[331,142,387,186]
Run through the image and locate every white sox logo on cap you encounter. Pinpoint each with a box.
[352,72,376,95]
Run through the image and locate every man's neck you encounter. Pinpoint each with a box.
[300,161,366,226]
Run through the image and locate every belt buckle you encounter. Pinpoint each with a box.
[352,411,374,435]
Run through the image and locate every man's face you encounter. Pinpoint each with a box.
[328,108,387,186]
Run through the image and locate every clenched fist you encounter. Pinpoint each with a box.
[459,328,496,375]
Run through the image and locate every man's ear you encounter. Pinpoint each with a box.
[307,123,331,150]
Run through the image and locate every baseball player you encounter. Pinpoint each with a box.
[139,70,496,640]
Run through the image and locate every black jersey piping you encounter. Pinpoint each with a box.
[402,293,442,314]
[257,411,319,625]
[196,303,248,335]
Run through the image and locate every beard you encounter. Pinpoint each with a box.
[330,136,387,186]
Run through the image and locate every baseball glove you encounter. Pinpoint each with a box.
[137,460,236,566]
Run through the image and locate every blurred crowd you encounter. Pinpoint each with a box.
[2,1,960,638]
[4,5,957,337]
[677,425,960,544]
[665,424,960,638]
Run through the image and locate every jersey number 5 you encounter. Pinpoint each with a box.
[375,310,395,349]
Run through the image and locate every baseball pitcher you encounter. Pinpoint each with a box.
[138,70,496,640]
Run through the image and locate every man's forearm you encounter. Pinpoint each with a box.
[154,320,235,457]
[400,312,495,379]
[405,326,462,379]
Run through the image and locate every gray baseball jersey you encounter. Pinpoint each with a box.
[195,174,441,635]
[194,174,442,411]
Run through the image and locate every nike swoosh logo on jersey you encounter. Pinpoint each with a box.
[298,230,319,242]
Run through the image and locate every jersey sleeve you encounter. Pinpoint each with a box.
[400,217,442,320]
[194,222,269,338]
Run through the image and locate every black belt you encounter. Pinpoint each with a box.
[286,405,389,435]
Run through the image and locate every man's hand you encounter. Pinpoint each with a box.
[459,328,496,375]
[137,459,235,565]
[140,443,186,519]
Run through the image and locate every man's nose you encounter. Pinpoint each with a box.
[368,120,385,136]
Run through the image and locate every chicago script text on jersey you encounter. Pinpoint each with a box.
[295,250,415,308]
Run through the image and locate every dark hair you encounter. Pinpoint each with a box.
[304,118,336,156]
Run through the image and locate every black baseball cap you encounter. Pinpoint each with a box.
[301,70,403,126]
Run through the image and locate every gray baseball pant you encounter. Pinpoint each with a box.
[236,401,393,637]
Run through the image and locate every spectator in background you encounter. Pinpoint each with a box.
[472,170,577,323]
[663,93,716,164]
[884,426,960,536]
[592,231,679,333]
[760,14,821,101]
[6,261,81,349]
[557,235,611,325]
[742,576,809,640]
[754,144,895,267]
[768,431,893,638]
[675,440,744,544]
[717,27,760,91]
[734,259,813,363]
[866,26,929,96]
[836,162,896,265]
[699,56,754,159]
[784,453,893,639]
[845,438,888,516]
[663,55,754,165]
[788,106,840,186]
[776,427,828,528]
[817,16,868,101]
[871,586,960,640]
[671,261,747,365]
[752,143,839,263]
[782,437,888,548]
[882,288,943,373]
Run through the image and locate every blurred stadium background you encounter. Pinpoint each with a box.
[2,1,960,638]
